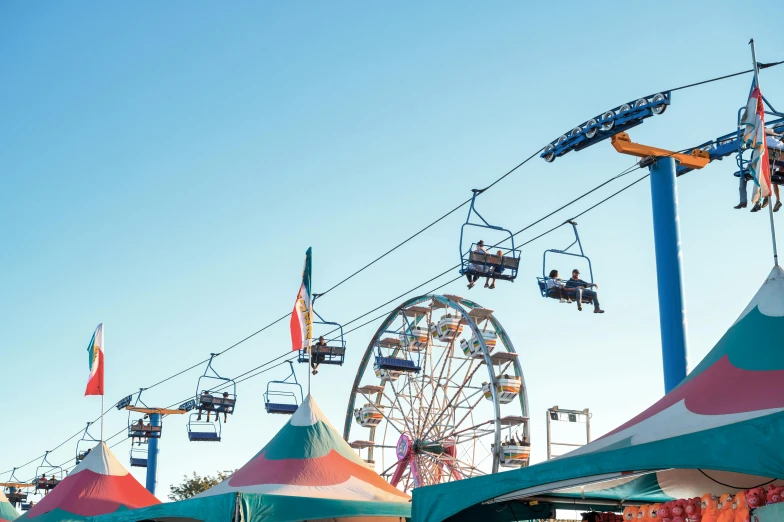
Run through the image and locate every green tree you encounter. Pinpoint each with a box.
[168,471,233,501]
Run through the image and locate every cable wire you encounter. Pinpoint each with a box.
[668,61,784,93]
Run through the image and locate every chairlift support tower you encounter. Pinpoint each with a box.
[611,133,709,393]
[122,390,186,495]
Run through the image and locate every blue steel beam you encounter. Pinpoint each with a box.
[145,413,161,495]
[650,158,689,393]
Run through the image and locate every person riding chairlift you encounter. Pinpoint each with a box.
[484,250,505,289]
[131,418,145,446]
[565,269,605,314]
[736,128,783,212]
[466,240,488,289]
[311,336,327,375]
[219,391,231,422]
[196,391,214,422]
[545,270,572,303]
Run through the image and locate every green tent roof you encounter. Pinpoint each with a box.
[412,267,784,522]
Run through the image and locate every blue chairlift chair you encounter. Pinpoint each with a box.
[459,190,521,284]
[264,361,303,414]
[5,487,27,506]
[536,220,596,305]
[34,452,63,492]
[129,446,148,467]
[4,469,28,506]
[193,354,237,425]
[75,422,99,465]
[127,389,162,442]
[374,313,422,374]
[186,413,222,442]
[298,294,346,367]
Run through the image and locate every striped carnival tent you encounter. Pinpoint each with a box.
[19,442,159,522]
[0,490,19,522]
[412,267,784,522]
[89,395,410,522]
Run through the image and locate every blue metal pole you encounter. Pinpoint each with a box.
[649,157,689,393]
[145,413,161,495]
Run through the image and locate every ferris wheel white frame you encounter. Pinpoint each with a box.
[343,293,530,491]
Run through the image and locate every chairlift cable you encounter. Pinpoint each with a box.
[667,60,784,93]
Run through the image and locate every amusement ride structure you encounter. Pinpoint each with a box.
[343,294,528,492]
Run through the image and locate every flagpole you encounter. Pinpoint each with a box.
[749,39,779,267]
[100,395,104,442]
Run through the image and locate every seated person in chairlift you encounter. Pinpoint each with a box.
[131,418,145,445]
[736,128,783,212]
[545,270,571,303]
[197,391,214,422]
[485,250,505,289]
[311,336,327,375]
[466,240,489,289]
[220,392,231,422]
[564,269,604,314]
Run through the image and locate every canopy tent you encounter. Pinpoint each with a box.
[0,490,19,522]
[19,442,160,522]
[88,395,411,522]
[412,267,784,522]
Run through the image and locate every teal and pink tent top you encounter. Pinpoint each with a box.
[412,266,784,522]
[89,395,411,522]
[0,490,19,522]
[19,442,160,522]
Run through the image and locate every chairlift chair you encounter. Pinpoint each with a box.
[298,294,346,367]
[3,483,27,506]
[3,468,31,506]
[264,361,303,414]
[129,446,148,468]
[186,413,222,442]
[34,451,63,493]
[5,488,27,505]
[374,313,422,376]
[536,220,596,305]
[75,422,100,465]
[193,354,237,426]
[459,189,521,284]
[127,390,163,442]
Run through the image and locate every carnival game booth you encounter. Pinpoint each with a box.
[17,443,159,522]
[88,395,411,522]
[412,267,784,522]
[1,490,19,522]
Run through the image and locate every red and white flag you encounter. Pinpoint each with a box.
[741,85,771,198]
[84,324,104,396]
[290,248,312,351]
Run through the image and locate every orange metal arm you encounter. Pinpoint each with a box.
[125,406,187,415]
[611,132,710,170]
[0,482,35,488]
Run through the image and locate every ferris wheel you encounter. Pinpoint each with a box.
[343,294,530,493]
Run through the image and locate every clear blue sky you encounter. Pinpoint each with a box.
[2,0,783,502]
